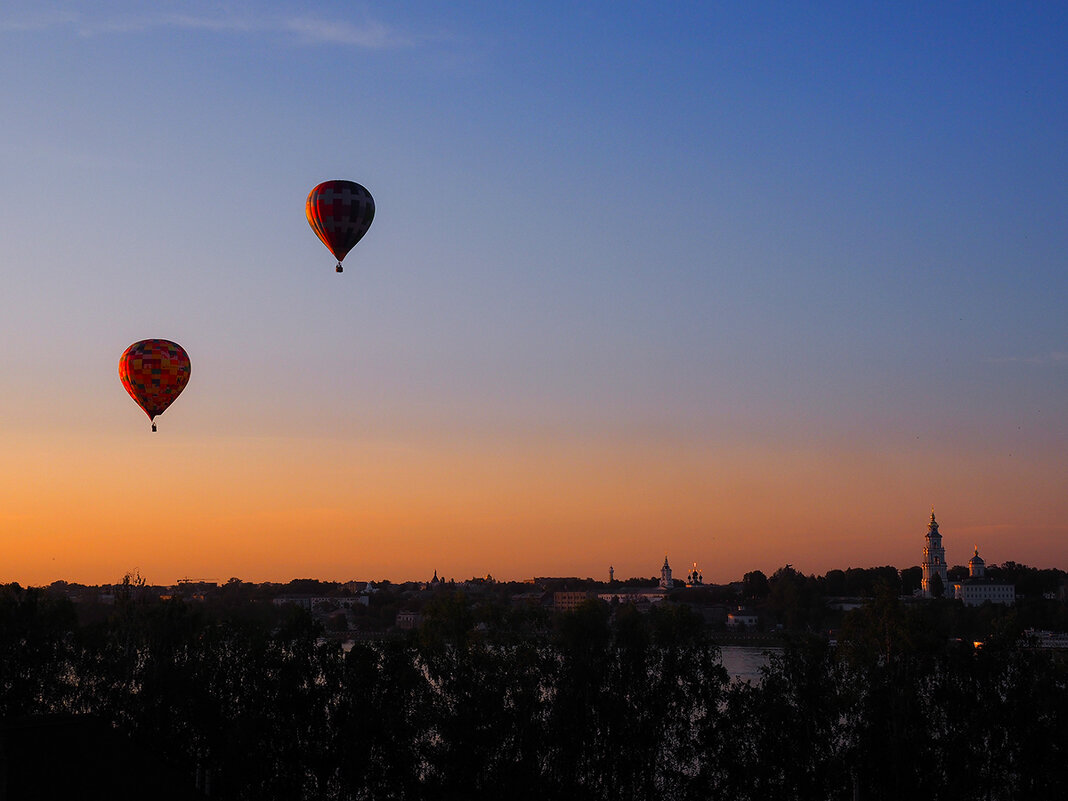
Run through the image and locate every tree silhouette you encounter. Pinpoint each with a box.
[929,572,945,599]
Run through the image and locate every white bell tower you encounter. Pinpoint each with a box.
[921,510,948,597]
[659,556,673,589]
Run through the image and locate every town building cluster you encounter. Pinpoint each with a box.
[41,510,1049,640]
[921,510,1015,605]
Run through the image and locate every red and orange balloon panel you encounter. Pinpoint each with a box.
[119,339,190,432]
[306,180,375,272]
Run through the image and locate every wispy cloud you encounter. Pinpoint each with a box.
[283,17,415,48]
[1,10,415,49]
[0,9,79,32]
[987,351,1068,366]
[83,14,258,36]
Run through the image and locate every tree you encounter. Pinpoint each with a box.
[840,582,911,663]
[742,570,770,599]
[899,566,923,596]
[0,584,78,716]
[822,569,847,596]
[947,565,968,582]
[929,572,945,599]
[419,590,474,646]
[767,567,825,630]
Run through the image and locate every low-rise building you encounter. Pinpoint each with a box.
[395,611,423,630]
[727,608,760,629]
[953,548,1015,607]
[553,591,595,612]
[597,590,666,609]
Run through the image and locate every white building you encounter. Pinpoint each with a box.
[727,609,759,629]
[953,547,1015,607]
[599,558,676,607]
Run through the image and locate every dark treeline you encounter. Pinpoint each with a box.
[2,582,1067,800]
[735,564,1068,634]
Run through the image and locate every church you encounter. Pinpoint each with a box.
[921,511,1014,605]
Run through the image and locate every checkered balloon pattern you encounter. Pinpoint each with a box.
[118,339,191,421]
[306,180,375,264]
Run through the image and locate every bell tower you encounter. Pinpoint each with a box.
[921,509,948,597]
[659,556,674,589]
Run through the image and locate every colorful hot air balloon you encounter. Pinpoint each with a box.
[306,180,375,272]
[118,339,191,432]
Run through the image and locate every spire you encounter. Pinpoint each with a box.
[927,509,939,535]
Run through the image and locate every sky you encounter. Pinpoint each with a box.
[1,1,1065,586]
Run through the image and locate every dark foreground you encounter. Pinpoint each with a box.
[2,586,1066,800]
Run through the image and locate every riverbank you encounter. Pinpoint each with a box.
[710,631,788,647]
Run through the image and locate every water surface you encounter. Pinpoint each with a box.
[718,644,782,684]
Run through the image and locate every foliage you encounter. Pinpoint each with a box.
[929,572,946,599]
[742,570,770,599]
[2,581,1067,800]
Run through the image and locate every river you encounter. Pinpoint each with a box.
[333,638,782,684]
[718,644,782,683]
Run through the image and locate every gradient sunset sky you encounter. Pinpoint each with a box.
[1,1,1065,586]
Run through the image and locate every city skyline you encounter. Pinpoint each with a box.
[6,507,1054,589]
[1,2,1066,586]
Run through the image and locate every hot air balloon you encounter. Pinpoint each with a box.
[118,339,191,432]
[306,180,375,272]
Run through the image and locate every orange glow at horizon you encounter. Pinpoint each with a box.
[2,426,1066,588]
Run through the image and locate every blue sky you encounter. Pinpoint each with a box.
[1,2,1065,584]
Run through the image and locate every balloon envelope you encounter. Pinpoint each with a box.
[306,180,375,265]
[119,339,191,423]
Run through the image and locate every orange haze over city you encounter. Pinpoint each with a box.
[3,424,1066,587]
